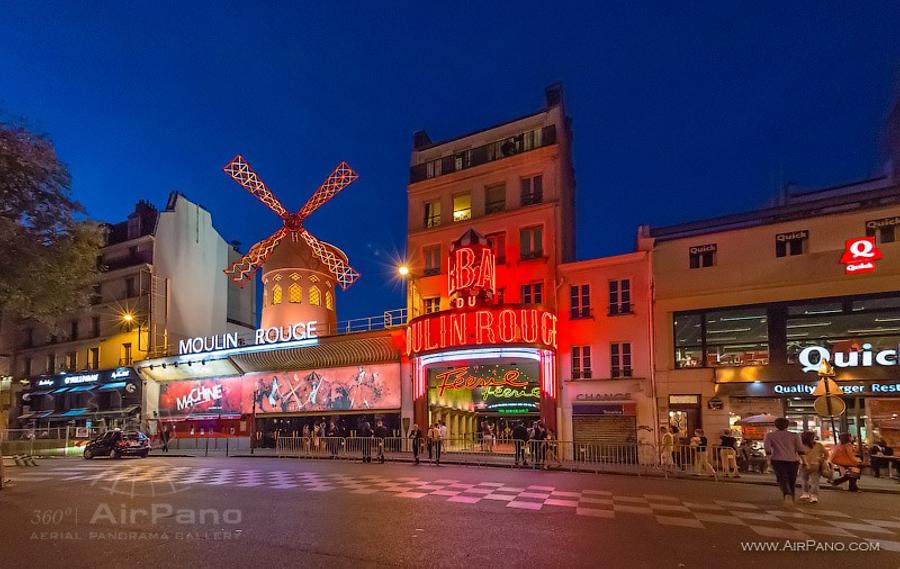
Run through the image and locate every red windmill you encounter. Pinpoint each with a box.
[222,155,361,290]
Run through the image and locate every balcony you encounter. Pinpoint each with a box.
[410,124,557,183]
[100,251,153,272]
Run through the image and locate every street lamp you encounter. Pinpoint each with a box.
[397,263,420,319]
[119,310,146,357]
[397,264,410,278]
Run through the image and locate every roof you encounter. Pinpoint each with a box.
[648,176,900,241]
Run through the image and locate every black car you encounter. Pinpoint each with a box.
[83,430,150,459]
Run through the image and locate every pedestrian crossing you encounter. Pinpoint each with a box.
[9,463,900,551]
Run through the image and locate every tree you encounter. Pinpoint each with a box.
[0,120,104,327]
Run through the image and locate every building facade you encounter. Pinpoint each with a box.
[645,177,900,446]
[4,193,256,430]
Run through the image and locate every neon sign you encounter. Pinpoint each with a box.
[448,230,496,308]
[840,237,882,274]
[406,307,558,356]
[797,343,898,372]
[434,366,528,396]
[178,320,319,355]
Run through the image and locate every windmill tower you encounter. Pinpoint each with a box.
[222,155,360,332]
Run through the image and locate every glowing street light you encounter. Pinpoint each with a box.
[120,312,135,324]
[398,264,410,278]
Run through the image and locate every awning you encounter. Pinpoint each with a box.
[67,385,98,393]
[53,408,90,418]
[51,387,72,394]
[97,382,128,391]
[16,412,36,420]
[28,390,53,397]
[32,410,55,418]
[93,405,140,416]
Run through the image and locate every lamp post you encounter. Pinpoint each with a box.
[120,311,147,361]
[817,360,840,445]
[397,264,419,320]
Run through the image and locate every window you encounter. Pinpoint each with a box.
[92,316,101,338]
[689,247,716,269]
[425,158,442,179]
[519,226,543,260]
[272,284,283,305]
[121,343,133,366]
[674,307,769,368]
[125,277,136,298]
[608,279,631,315]
[520,175,543,206]
[866,218,898,244]
[91,283,102,304]
[523,128,543,151]
[88,347,99,370]
[22,356,32,377]
[611,343,632,378]
[46,354,55,374]
[775,232,808,257]
[288,283,303,303]
[521,282,543,304]
[572,346,592,379]
[485,184,506,214]
[309,286,321,306]
[423,245,441,276]
[452,193,471,222]
[65,351,77,372]
[424,200,441,228]
[424,297,440,314]
[486,232,506,264]
[454,150,470,171]
[70,319,79,341]
[570,285,591,318]
[325,290,334,310]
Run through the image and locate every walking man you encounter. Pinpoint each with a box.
[360,421,374,463]
[513,421,529,467]
[373,419,388,463]
[409,423,422,465]
[763,417,805,505]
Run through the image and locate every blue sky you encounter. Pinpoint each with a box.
[2,2,899,321]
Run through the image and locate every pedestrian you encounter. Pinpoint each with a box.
[160,427,170,453]
[869,439,892,478]
[513,421,529,467]
[327,419,339,458]
[763,417,805,505]
[533,420,547,467]
[799,431,827,503]
[439,420,448,444]
[719,429,740,478]
[426,423,435,461]
[432,422,443,465]
[830,433,861,492]
[659,426,674,473]
[544,429,562,470]
[692,429,716,477]
[360,421,374,463]
[373,419,388,463]
[409,423,422,465]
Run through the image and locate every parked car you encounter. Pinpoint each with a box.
[83,430,150,459]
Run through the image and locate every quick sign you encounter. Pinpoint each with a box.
[797,343,898,373]
[406,306,558,356]
[178,321,318,355]
[689,244,717,255]
[866,216,900,232]
[776,230,808,242]
[770,382,900,396]
[840,237,883,274]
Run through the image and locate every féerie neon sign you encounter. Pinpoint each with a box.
[434,367,528,396]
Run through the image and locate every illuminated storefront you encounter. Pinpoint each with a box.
[407,230,559,435]
[16,367,142,429]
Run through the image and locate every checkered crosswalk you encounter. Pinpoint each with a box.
[10,463,900,551]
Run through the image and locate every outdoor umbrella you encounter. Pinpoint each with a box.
[735,413,780,427]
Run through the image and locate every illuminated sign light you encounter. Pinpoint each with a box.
[840,237,883,274]
[406,307,558,357]
[63,373,100,385]
[434,366,528,397]
[797,343,898,372]
[178,321,318,355]
[767,383,900,395]
[176,384,224,411]
[414,347,554,400]
[36,379,54,387]
[448,242,496,308]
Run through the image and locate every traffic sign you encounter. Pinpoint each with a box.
[811,378,843,396]
[814,395,846,418]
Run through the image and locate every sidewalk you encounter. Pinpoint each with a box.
[231,449,900,495]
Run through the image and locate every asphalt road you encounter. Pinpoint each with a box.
[1,456,899,569]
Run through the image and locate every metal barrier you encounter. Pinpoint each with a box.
[162,436,251,456]
[1,427,107,458]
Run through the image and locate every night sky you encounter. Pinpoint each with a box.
[3,3,900,322]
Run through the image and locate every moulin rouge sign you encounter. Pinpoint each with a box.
[406,229,558,356]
